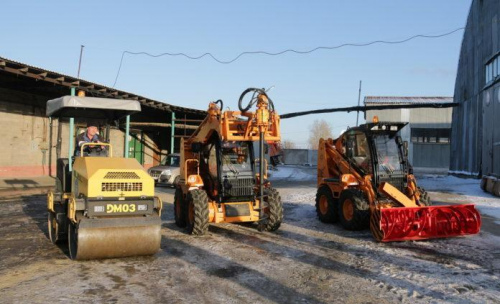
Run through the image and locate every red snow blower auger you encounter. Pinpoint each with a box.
[314,119,481,242]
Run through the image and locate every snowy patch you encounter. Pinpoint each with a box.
[418,175,500,224]
[269,166,316,181]
[278,184,500,303]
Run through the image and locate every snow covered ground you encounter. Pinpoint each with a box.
[0,167,498,303]
[270,166,500,303]
[269,165,316,181]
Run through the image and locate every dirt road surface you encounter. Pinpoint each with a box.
[0,167,499,303]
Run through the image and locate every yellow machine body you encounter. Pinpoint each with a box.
[48,147,162,260]
[72,157,155,198]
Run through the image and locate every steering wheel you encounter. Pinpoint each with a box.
[238,88,275,112]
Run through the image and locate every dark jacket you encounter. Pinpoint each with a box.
[74,132,105,156]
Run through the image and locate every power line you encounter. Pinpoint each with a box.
[112,27,464,87]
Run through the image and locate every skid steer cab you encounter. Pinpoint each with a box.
[316,118,481,242]
[174,88,283,235]
[46,95,162,260]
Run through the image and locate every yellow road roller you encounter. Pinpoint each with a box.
[46,95,162,260]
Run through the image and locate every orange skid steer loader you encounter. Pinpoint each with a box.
[316,119,481,242]
[174,88,283,235]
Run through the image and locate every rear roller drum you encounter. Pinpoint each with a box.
[315,185,339,223]
[338,189,369,231]
[264,188,283,231]
[187,189,209,235]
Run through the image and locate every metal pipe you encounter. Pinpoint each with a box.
[68,87,76,172]
[170,112,176,164]
[48,117,53,177]
[258,131,265,231]
[124,115,130,158]
[77,45,84,79]
[356,80,362,126]
[56,118,62,160]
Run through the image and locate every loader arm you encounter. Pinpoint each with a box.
[317,138,377,207]
[180,96,281,188]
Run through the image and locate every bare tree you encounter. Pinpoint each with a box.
[308,119,333,150]
[282,140,296,149]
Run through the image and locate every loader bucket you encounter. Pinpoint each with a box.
[370,204,481,242]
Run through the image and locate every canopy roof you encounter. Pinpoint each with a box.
[47,96,141,120]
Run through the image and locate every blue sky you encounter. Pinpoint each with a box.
[1,1,471,146]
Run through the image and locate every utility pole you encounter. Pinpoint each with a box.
[77,45,85,78]
[356,80,362,126]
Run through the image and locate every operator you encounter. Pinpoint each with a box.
[74,120,106,156]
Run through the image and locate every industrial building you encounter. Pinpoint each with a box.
[453,1,499,175]
[451,0,500,182]
[364,96,453,174]
[0,56,204,177]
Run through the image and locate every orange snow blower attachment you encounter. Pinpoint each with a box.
[316,121,481,242]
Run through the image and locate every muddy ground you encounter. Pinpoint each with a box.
[0,170,499,304]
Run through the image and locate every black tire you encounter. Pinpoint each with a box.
[174,187,187,228]
[338,189,370,231]
[315,185,339,223]
[264,188,283,231]
[417,187,431,206]
[480,177,487,192]
[48,204,68,243]
[187,190,209,235]
[68,222,78,260]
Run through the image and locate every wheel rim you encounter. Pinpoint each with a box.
[343,199,354,221]
[319,195,329,215]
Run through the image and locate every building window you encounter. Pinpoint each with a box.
[411,128,451,144]
[485,54,500,85]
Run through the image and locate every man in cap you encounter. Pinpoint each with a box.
[74,120,106,156]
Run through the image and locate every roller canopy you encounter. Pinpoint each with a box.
[46,96,141,119]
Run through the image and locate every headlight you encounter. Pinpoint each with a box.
[162,170,171,175]
[138,204,148,211]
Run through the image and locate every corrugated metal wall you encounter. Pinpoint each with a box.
[451,0,500,176]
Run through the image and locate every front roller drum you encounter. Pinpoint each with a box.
[370,204,481,242]
[68,216,162,260]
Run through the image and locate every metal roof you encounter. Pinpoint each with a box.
[46,96,141,118]
[0,56,205,116]
[364,96,453,105]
